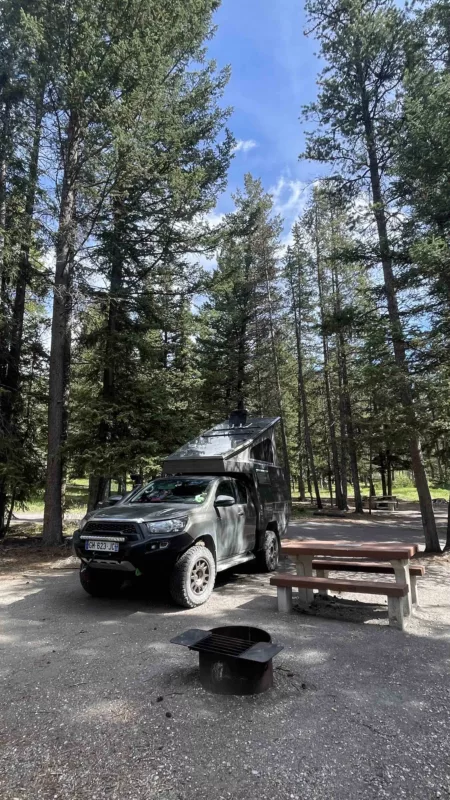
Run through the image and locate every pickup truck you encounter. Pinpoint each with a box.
[72,417,290,607]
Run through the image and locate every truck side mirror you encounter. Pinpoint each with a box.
[215,495,235,507]
[108,494,123,505]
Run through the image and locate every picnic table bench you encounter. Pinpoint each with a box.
[271,540,421,631]
[311,559,424,605]
[364,495,399,511]
[271,574,408,629]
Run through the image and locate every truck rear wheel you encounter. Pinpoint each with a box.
[256,530,279,572]
[79,564,125,597]
[169,545,216,608]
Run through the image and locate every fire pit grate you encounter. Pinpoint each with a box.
[190,632,252,657]
[171,626,283,695]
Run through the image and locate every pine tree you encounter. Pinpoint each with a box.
[283,227,322,508]
[198,174,292,479]
[0,0,51,533]
[42,0,230,543]
[302,0,441,550]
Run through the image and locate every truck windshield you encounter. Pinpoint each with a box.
[128,478,213,505]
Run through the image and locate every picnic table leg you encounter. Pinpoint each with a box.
[388,595,405,630]
[410,574,419,606]
[390,559,412,616]
[314,568,330,597]
[296,556,314,603]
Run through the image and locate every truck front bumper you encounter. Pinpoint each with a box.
[73,530,194,574]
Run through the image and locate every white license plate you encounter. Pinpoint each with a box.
[86,540,119,552]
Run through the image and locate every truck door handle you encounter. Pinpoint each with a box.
[237,510,245,517]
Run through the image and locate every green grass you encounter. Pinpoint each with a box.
[380,485,448,502]
[292,481,449,505]
[365,481,449,502]
[18,476,450,514]
[19,483,89,514]
[19,478,129,515]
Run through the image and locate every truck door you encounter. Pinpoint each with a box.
[214,479,240,559]
[234,479,257,553]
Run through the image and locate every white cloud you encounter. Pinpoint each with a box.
[233,139,258,154]
[270,176,308,218]
[205,211,225,228]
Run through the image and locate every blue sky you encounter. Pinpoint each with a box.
[207,0,324,240]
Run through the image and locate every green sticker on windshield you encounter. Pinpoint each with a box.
[194,494,205,503]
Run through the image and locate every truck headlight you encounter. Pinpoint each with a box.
[146,518,187,535]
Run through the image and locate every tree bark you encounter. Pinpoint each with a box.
[0,93,45,533]
[43,111,79,545]
[340,332,363,513]
[445,495,450,550]
[358,69,440,551]
[5,92,45,402]
[314,212,345,509]
[331,259,363,513]
[386,450,393,496]
[263,251,291,495]
[306,465,313,503]
[89,187,127,510]
[0,97,10,385]
[288,267,322,509]
[327,459,334,507]
[297,449,306,502]
[379,452,387,496]
[338,375,348,505]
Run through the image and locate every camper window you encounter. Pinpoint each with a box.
[256,468,274,502]
[250,438,274,463]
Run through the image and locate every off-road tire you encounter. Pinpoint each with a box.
[256,530,279,572]
[169,545,216,608]
[79,564,125,597]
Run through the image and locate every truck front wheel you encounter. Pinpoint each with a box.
[169,545,216,608]
[79,564,125,597]
[256,530,279,572]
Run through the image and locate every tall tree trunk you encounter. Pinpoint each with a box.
[0,97,10,384]
[89,190,126,510]
[235,247,251,405]
[288,269,322,509]
[379,451,387,496]
[338,376,348,505]
[386,450,393,496]
[369,437,375,499]
[0,93,44,534]
[236,318,247,401]
[331,255,362,513]
[0,98,11,529]
[254,315,263,416]
[43,111,79,545]
[5,92,45,399]
[445,495,450,550]
[306,465,313,503]
[263,254,291,495]
[436,441,445,484]
[339,331,363,513]
[327,458,334,507]
[359,71,440,552]
[314,216,345,509]
[297,447,306,501]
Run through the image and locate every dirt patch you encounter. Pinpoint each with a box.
[0,536,74,574]
[415,551,450,569]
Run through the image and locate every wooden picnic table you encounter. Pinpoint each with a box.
[281,540,419,615]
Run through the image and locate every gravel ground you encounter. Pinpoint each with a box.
[1,515,450,800]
